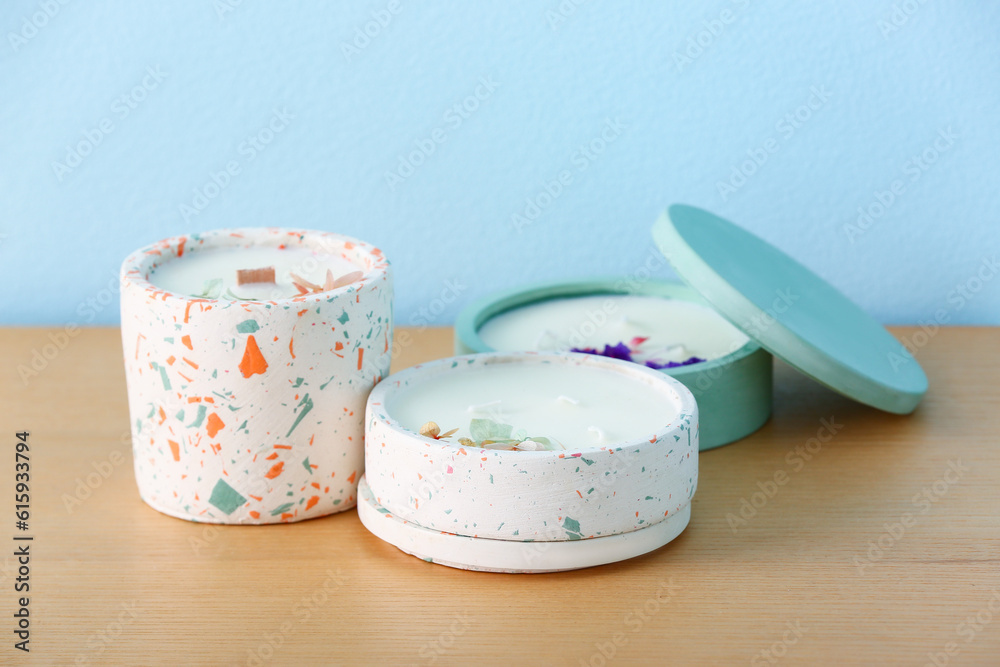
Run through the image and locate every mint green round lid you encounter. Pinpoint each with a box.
[652,204,927,414]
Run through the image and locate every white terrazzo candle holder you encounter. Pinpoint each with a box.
[359,352,698,573]
[120,228,392,524]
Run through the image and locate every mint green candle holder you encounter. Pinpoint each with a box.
[454,279,773,450]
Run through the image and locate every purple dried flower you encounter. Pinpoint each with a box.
[571,343,636,362]
[600,342,634,361]
[645,356,706,370]
[570,340,706,370]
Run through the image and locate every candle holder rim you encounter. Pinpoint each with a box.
[367,350,698,456]
[119,227,390,306]
[453,277,761,377]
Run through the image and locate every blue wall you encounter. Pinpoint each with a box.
[2,0,998,327]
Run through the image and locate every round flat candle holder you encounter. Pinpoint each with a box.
[454,279,772,450]
[360,352,698,573]
[120,228,392,524]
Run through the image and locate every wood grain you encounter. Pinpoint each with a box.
[0,326,997,666]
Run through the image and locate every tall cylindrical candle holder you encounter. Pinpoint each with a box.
[120,228,392,524]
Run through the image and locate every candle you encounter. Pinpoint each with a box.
[388,360,678,449]
[455,280,773,451]
[149,245,363,301]
[478,294,749,367]
[366,353,698,541]
[359,352,699,572]
[120,228,392,524]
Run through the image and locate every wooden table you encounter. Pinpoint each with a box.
[1,326,997,666]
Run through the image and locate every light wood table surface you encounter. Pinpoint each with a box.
[1,326,997,666]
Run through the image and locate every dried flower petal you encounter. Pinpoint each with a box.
[419,421,441,438]
[290,272,322,293]
[331,270,364,290]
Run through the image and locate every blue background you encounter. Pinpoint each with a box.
[2,0,998,327]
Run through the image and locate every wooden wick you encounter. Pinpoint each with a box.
[236,267,276,285]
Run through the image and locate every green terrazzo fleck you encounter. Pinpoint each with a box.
[236,319,260,334]
[152,361,171,390]
[188,404,207,428]
[271,502,295,516]
[563,517,583,540]
[286,394,314,437]
[208,479,246,515]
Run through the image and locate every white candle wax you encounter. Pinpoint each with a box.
[478,294,748,364]
[387,360,679,448]
[149,246,362,300]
